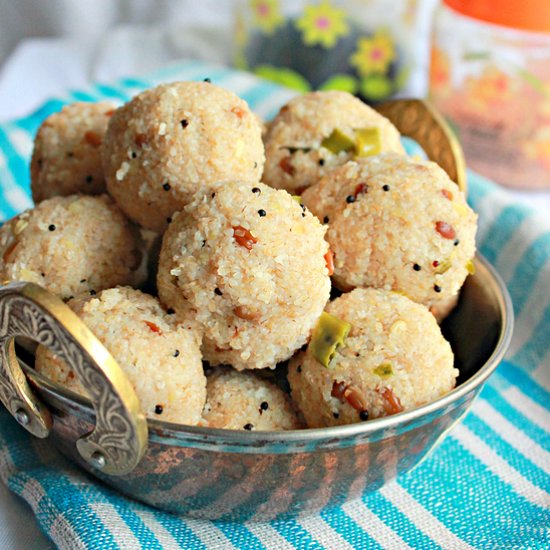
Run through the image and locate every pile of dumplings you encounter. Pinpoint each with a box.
[0,81,477,430]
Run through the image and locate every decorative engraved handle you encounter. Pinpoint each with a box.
[0,282,148,475]
[375,99,467,194]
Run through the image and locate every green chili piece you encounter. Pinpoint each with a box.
[310,311,352,368]
[354,127,382,157]
[321,129,356,154]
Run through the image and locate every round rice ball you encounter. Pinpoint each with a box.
[262,91,404,193]
[102,81,265,232]
[30,101,115,202]
[157,180,331,370]
[301,153,477,320]
[0,195,145,300]
[288,288,457,428]
[201,367,303,430]
[35,287,206,424]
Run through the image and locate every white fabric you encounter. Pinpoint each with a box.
[0,481,54,549]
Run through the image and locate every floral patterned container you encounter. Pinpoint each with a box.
[430,0,550,189]
[234,0,434,103]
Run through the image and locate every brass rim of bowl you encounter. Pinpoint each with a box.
[23,254,513,447]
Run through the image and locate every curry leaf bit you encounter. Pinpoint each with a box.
[374,363,393,379]
[282,146,312,154]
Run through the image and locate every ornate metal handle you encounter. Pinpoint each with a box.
[0,282,148,475]
[375,99,467,194]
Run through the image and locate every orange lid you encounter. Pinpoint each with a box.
[444,0,550,33]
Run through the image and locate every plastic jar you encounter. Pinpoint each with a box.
[429,0,550,189]
[234,0,437,103]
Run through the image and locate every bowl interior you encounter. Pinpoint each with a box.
[441,261,505,385]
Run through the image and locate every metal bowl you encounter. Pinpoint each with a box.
[0,255,513,521]
[0,100,512,521]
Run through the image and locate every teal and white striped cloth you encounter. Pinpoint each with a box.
[0,61,548,549]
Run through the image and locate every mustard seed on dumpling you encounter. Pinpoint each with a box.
[102,81,265,232]
[201,367,303,430]
[288,288,457,428]
[0,194,145,300]
[31,101,115,202]
[262,91,404,193]
[157,180,331,370]
[35,287,206,424]
[301,153,477,320]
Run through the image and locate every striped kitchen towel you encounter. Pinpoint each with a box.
[0,61,548,549]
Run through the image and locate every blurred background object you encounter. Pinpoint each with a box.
[0,0,235,120]
[0,0,548,197]
[0,0,441,122]
[429,0,550,189]
[234,0,438,102]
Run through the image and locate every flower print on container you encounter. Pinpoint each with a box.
[254,65,312,92]
[250,0,284,35]
[350,30,396,76]
[295,1,349,49]
[464,66,516,111]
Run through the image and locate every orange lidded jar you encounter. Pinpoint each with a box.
[430,0,550,189]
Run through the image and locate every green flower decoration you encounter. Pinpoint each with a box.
[254,65,312,92]
[319,74,358,94]
[250,0,284,35]
[360,74,393,101]
[350,31,396,77]
[295,1,349,49]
